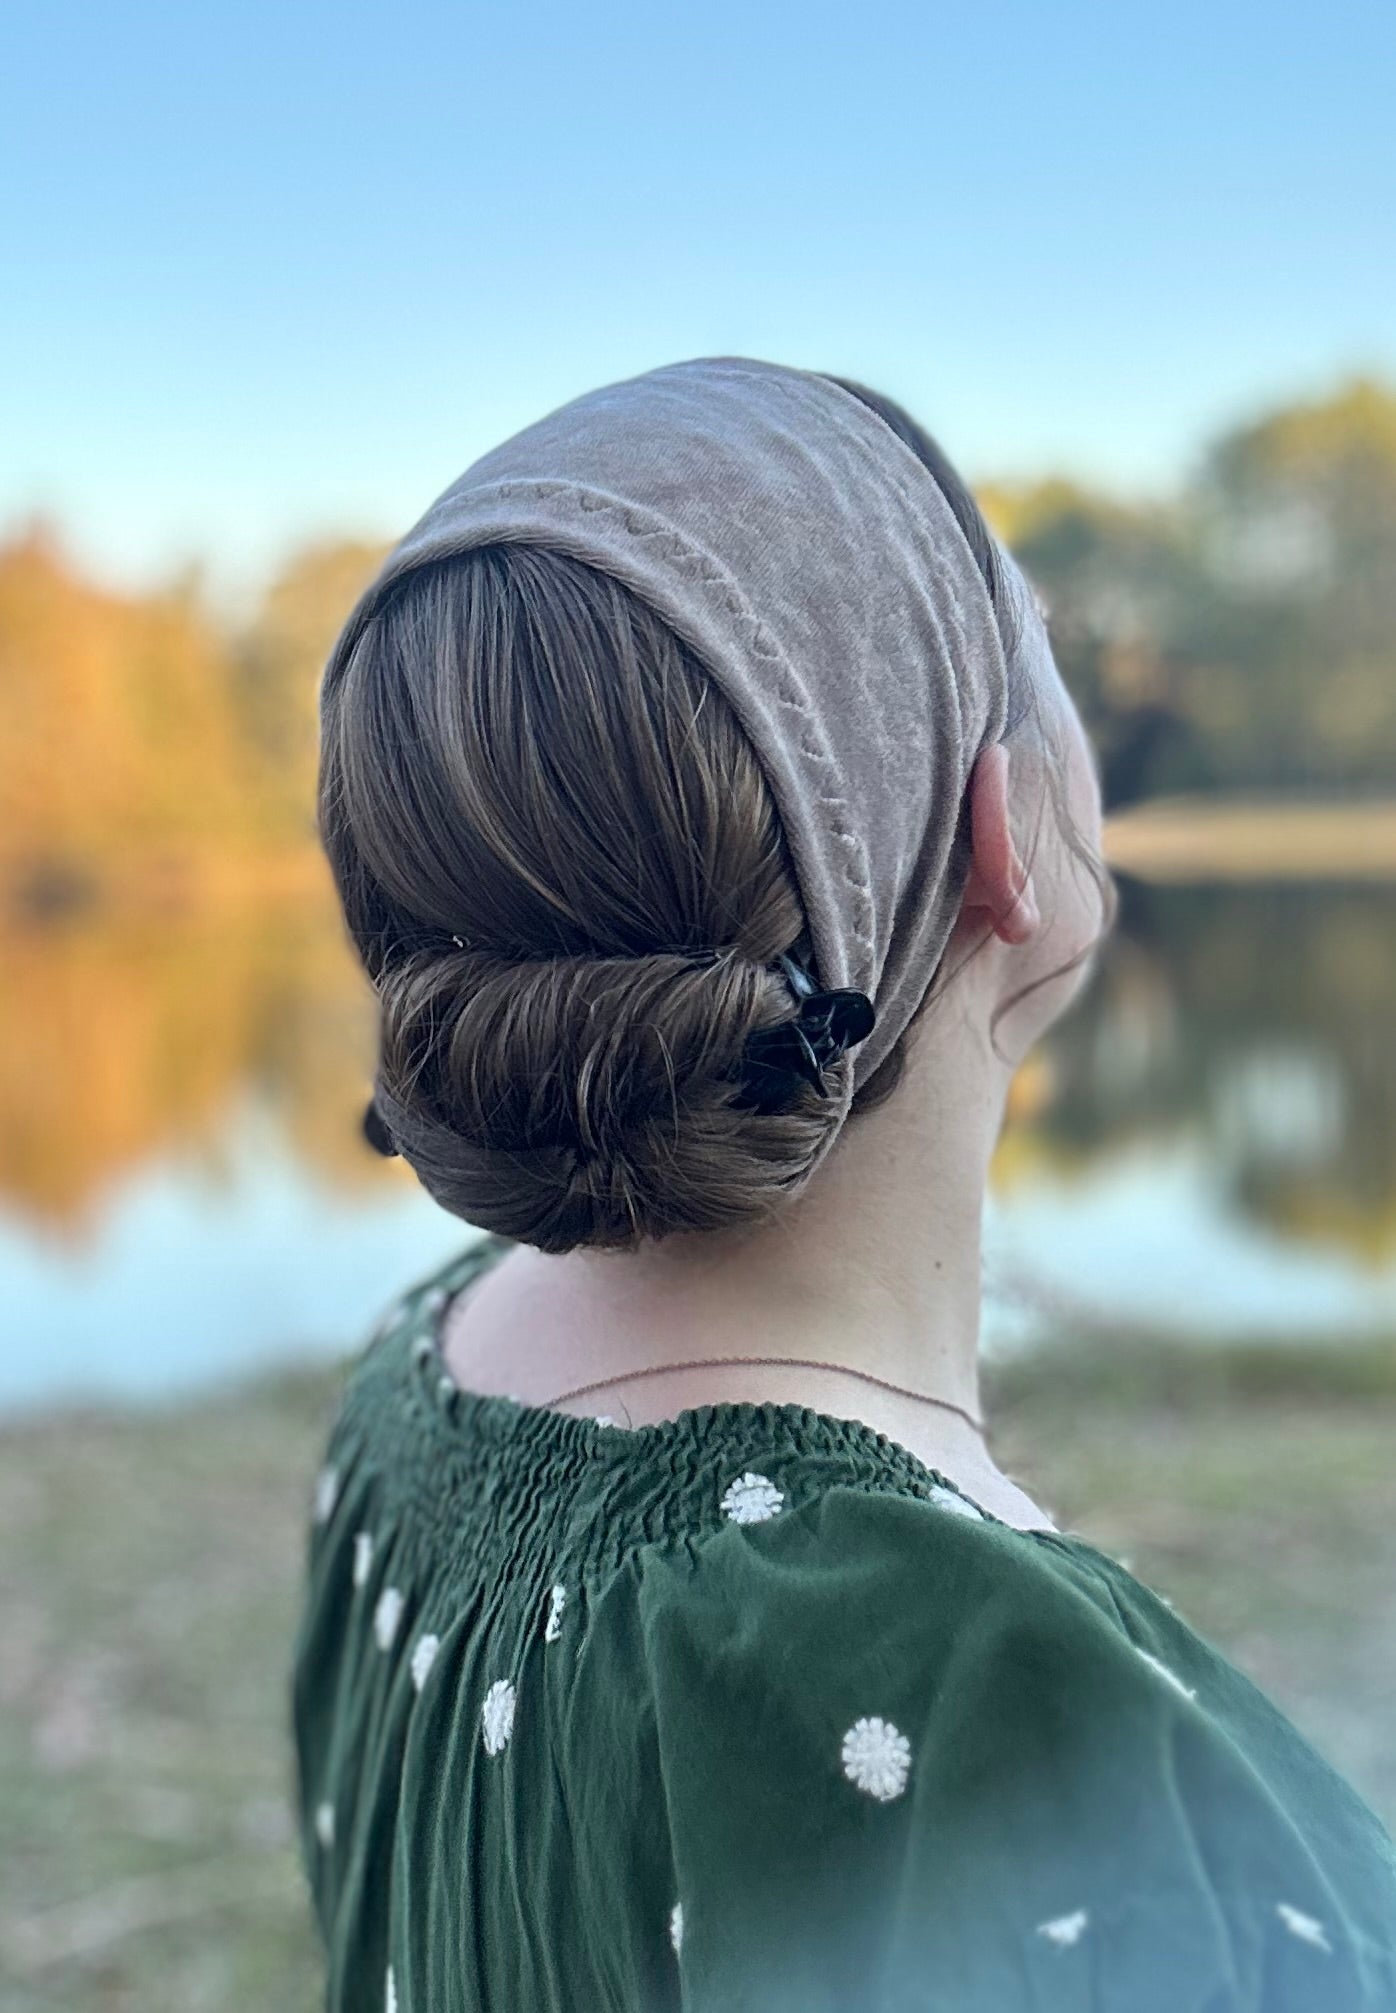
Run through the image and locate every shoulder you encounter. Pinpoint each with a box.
[633,1473,1154,1681]
[629,1478,1216,1781]
[611,1481,1396,2002]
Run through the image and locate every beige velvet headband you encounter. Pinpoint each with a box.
[319,354,1063,1167]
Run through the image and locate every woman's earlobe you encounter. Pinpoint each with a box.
[997,876,1040,945]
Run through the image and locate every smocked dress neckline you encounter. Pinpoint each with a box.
[396,1229,1085,1552]
[294,1231,1396,2009]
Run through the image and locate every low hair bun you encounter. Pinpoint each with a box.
[369,942,845,1255]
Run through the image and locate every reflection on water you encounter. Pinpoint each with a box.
[0,1091,471,1414]
[4,876,1396,1412]
[1015,879,1396,1261]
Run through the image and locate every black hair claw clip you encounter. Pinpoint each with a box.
[734,952,877,1113]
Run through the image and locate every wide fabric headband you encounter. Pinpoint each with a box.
[319,355,1061,1174]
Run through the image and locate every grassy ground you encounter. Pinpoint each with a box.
[2,1342,1393,2012]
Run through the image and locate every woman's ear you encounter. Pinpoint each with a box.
[961,744,1040,945]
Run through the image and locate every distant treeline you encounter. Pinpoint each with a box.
[981,376,1396,807]
[3,375,1393,907]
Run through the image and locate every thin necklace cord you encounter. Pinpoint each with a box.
[541,1355,986,1437]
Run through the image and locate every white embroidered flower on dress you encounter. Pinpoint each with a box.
[352,1531,374,1588]
[482,1678,516,1754]
[374,1586,405,1651]
[410,1633,440,1693]
[1276,1902,1332,1952]
[1136,1647,1197,1700]
[721,1472,784,1524]
[669,1900,684,1953]
[314,1800,335,1848]
[543,1584,566,1642]
[840,1715,912,1801]
[928,1484,983,1521]
[1036,1908,1089,1947]
[312,1464,340,1525]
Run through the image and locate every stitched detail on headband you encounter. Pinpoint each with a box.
[481,476,879,959]
[781,368,988,668]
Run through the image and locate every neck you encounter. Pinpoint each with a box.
[441,1010,1062,1522]
[511,1016,1013,1459]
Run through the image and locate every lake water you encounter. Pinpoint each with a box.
[4,876,1395,1416]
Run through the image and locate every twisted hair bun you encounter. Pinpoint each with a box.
[319,544,856,1255]
[367,941,844,1252]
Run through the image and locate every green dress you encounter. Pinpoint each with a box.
[290,1232,1396,2010]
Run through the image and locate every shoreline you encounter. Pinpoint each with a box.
[7,798,1396,921]
[1102,796,1396,881]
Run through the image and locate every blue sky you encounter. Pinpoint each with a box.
[3,0,1392,611]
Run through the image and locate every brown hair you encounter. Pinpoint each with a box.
[317,375,1114,1254]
